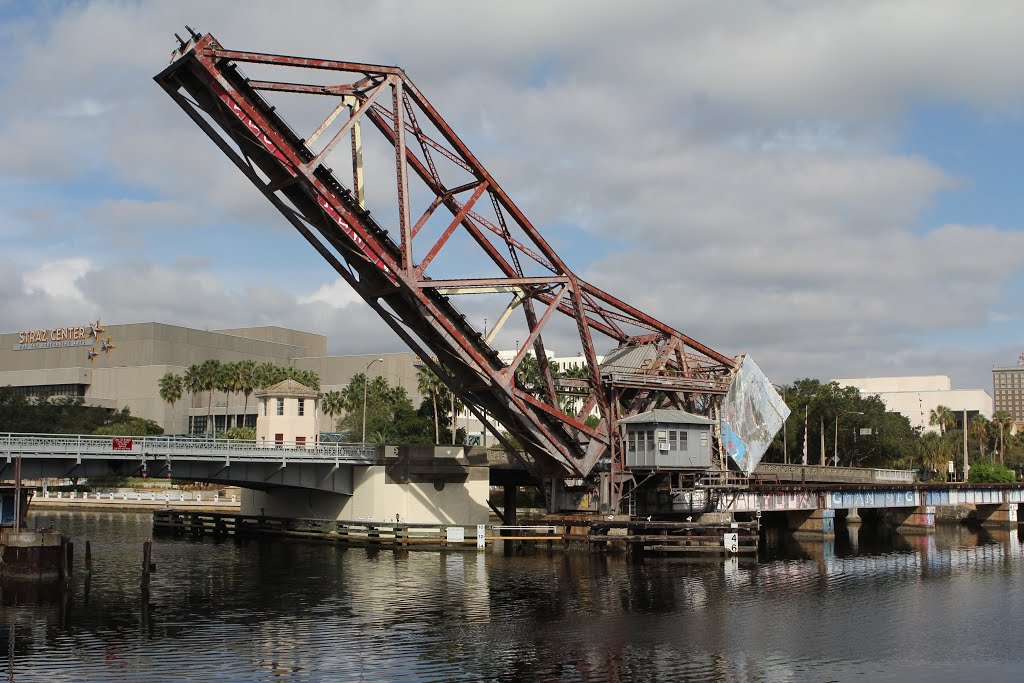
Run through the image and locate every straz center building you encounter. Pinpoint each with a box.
[0,321,422,435]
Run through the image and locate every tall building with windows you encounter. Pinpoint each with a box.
[993,354,1024,427]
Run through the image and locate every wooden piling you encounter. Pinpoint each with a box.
[85,540,92,573]
[141,539,153,587]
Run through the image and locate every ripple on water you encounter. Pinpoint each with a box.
[3,512,1024,682]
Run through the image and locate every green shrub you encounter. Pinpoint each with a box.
[968,460,1016,484]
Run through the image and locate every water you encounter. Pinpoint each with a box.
[2,511,1023,682]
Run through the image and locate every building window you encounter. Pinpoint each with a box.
[669,430,678,450]
[296,436,306,448]
[275,433,284,447]
[298,399,305,417]
[276,398,284,416]
[679,431,688,451]
[627,432,636,452]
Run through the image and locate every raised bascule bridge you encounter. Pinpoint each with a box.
[153,28,789,516]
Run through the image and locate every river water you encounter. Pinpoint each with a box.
[2,511,1022,682]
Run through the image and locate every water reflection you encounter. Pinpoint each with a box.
[1,511,1022,682]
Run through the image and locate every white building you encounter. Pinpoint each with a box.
[832,375,992,433]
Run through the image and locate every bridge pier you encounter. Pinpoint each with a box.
[883,505,936,534]
[975,502,1019,529]
[787,508,835,539]
[844,507,862,525]
[502,484,518,527]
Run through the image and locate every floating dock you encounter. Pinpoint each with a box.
[152,509,758,557]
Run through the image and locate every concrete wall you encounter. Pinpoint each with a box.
[339,465,489,525]
[241,488,348,520]
[239,464,490,525]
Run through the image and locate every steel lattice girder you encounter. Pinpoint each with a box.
[154,30,736,478]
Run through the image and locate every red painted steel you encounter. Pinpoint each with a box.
[155,31,737,481]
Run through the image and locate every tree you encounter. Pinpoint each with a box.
[182,364,205,434]
[417,366,445,443]
[992,411,1013,465]
[218,361,240,430]
[929,405,955,435]
[197,359,222,436]
[336,373,433,444]
[321,390,344,431]
[158,372,183,409]
[237,359,257,428]
[969,414,991,462]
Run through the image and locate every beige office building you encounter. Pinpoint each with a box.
[833,375,992,434]
[0,321,422,435]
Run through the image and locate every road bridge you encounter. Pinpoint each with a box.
[1,432,374,494]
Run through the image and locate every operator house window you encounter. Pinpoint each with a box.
[276,398,284,416]
[627,433,636,452]
[679,431,688,451]
[669,430,678,450]
[298,399,305,417]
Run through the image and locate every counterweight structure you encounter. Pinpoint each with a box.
[155,30,738,504]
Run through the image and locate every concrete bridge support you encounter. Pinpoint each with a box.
[975,503,1019,529]
[883,506,936,534]
[787,509,835,539]
[502,484,518,526]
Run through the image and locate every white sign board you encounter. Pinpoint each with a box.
[476,524,486,549]
[723,532,739,553]
[446,526,465,544]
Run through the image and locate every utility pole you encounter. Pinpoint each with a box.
[820,415,825,466]
[963,409,969,481]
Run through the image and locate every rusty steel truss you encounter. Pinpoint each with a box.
[155,29,737,494]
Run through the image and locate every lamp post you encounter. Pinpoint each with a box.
[361,357,384,443]
[834,411,864,466]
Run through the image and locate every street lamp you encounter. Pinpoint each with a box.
[834,411,864,466]
[361,357,384,443]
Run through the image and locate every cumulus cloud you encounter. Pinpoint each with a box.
[0,0,1022,393]
[22,258,94,301]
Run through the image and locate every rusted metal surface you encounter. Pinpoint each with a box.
[155,30,736,484]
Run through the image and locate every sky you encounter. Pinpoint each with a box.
[1,0,1023,391]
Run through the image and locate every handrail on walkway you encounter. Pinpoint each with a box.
[1,431,377,463]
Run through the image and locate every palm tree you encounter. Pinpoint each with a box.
[929,405,955,435]
[417,366,444,443]
[158,372,183,407]
[182,364,205,435]
[969,414,991,462]
[158,373,183,433]
[289,368,320,391]
[991,411,1013,465]
[237,360,257,428]
[218,362,239,429]
[254,362,283,390]
[198,359,222,436]
[321,390,345,431]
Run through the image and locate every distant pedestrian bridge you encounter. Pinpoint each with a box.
[1,432,377,494]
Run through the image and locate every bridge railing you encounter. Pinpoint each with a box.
[1,432,377,463]
[753,463,917,484]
